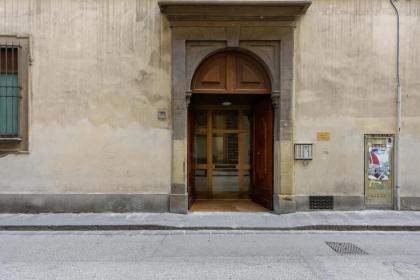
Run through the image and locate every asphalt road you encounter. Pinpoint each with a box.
[0,230,419,280]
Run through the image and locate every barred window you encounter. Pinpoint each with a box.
[0,36,30,153]
[0,45,19,137]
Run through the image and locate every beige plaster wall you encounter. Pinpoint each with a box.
[0,0,419,200]
[294,0,420,197]
[0,0,172,194]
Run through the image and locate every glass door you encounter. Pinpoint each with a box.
[193,107,251,199]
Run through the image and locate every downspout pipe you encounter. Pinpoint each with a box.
[390,0,401,210]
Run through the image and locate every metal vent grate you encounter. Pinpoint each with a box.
[326,242,368,255]
[309,196,333,209]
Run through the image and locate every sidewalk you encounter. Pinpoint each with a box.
[0,210,420,231]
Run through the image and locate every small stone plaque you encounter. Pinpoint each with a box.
[317,132,330,141]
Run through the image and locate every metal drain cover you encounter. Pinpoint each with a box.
[325,242,368,255]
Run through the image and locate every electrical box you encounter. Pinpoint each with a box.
[294,143,313,160]
[157,110,167,121]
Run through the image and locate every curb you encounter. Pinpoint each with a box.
[1,225,420,231]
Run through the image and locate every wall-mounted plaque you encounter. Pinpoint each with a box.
[317,132,330,141]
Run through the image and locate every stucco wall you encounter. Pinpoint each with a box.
[0,0,172,194]
[0,0,419,205]
[294,0,420,197]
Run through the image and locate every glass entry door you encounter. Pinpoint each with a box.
[193,107,251,198]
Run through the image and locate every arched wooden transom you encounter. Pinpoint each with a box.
[191,52,271,94]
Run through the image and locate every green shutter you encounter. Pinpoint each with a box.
[0,74,19,137]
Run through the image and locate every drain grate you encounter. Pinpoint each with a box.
[325,242,368,255]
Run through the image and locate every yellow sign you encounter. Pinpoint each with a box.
[317,132,330,141]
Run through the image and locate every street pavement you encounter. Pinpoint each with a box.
[0,230,419,280]
[1,210,420,230]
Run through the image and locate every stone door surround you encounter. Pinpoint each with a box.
[159,0,311,213]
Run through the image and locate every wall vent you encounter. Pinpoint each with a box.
[309,196,333,210]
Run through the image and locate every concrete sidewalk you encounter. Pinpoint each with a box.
[0,210,419,231]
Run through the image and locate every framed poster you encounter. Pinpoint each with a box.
[364,135,394,208]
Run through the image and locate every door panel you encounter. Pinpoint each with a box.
[192,52,271,94]
[212,132,239,194]
[187,109,195,208]
[252,98,273,209]
[191,54,228,93]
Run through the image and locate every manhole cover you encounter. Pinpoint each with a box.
[325,242,368,255]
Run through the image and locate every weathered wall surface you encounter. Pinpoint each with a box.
[294,0,420,198]
[0,0,172,194]
[0,0,419,211]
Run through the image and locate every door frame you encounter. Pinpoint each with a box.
[163,18,298,214]
[189,104,256,201]
[251,97,274,210]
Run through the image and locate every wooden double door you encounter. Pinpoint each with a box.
[188,98,273,210]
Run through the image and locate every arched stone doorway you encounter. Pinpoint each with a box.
[188,51,274,211]
[161,2,305,214]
